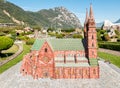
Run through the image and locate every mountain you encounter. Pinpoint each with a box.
[0,1,36,25]
[115,19,120,23]
[102,20,120,32]
[103,20,113,27]
[96,22,103,28]
[0,1,82,28]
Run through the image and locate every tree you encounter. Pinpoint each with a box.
[0,36,14,52]
[97,32,102,41]
[115,30,120,35]
[103,34,110,41]
[0,0,4,2]
[32,26,41,31]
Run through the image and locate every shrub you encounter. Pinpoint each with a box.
[26,39,35,45]
[0,36,14,52]
[0,32,5,36]
[100,30,106,34]
[61,28,75,32]
[48,32,56,37]
[56,34,64,38]
[97,32,102,41]
[103,33,110,41]
[115,30,120,35]
[72,34,83,39]
[98,42,120,51]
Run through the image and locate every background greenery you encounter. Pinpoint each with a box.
[0,44,31,74]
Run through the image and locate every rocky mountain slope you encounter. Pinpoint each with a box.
[0,1,82,28]
[115,19,120,23]
[97,19,120,31]
[103,20,120,31]
[0,1,37,25]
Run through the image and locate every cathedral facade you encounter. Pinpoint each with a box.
[20,5,99,79]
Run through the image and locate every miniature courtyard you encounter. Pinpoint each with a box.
[0,60,120,88]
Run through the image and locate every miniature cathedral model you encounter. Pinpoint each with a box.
[20,5,99,79]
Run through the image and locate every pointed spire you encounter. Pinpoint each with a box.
[84,8,88,34]
[84,8,89,25]
[89,4,94,19]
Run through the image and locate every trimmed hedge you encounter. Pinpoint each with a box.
[0,36,14,51]
[72,34,83,39]
[98,42,120,51]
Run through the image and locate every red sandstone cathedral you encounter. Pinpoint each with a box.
[20,5,99,79]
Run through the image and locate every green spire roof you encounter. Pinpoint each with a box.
[31,38,85,51]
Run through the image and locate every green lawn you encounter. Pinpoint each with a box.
[2,44,18,54]
[98,52,120,68]
[0,45,19,61]
[0,44,31,74]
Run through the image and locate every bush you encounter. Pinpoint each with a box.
[61,28,75,32]
[72,34,83,39]
[97,32,102,41]
[100,30,106,34]
[48,32,56,37]
[0,32,6,36]
[0,36,14,52]
[98,42,120,51]
[103,33,110,41]
[56,34,64,38]
[26,39,35,45]
[115,30,120,35]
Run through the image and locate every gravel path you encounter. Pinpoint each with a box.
[99,48,120,56]
[0,61,120,88]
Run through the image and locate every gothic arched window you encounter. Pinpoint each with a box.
[45,48,47,52]
[92,35,94,39]
[92,43,94,47]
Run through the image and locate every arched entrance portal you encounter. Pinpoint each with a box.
[43,69,49,78]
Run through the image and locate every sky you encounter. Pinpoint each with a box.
[7,0,120,25]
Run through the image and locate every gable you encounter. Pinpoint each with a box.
[31,39,45,50]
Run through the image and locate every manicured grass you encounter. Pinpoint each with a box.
[0,45,19,61]
[98,52,120,68]
[0,44,31,74]
[2,44,18,54]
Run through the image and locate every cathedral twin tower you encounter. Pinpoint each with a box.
[84,5,98,65]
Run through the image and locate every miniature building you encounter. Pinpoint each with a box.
[20,5,99,79]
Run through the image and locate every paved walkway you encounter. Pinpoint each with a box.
[99,48,120,56]
[99,58,120,73]
[0,61,120,88]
